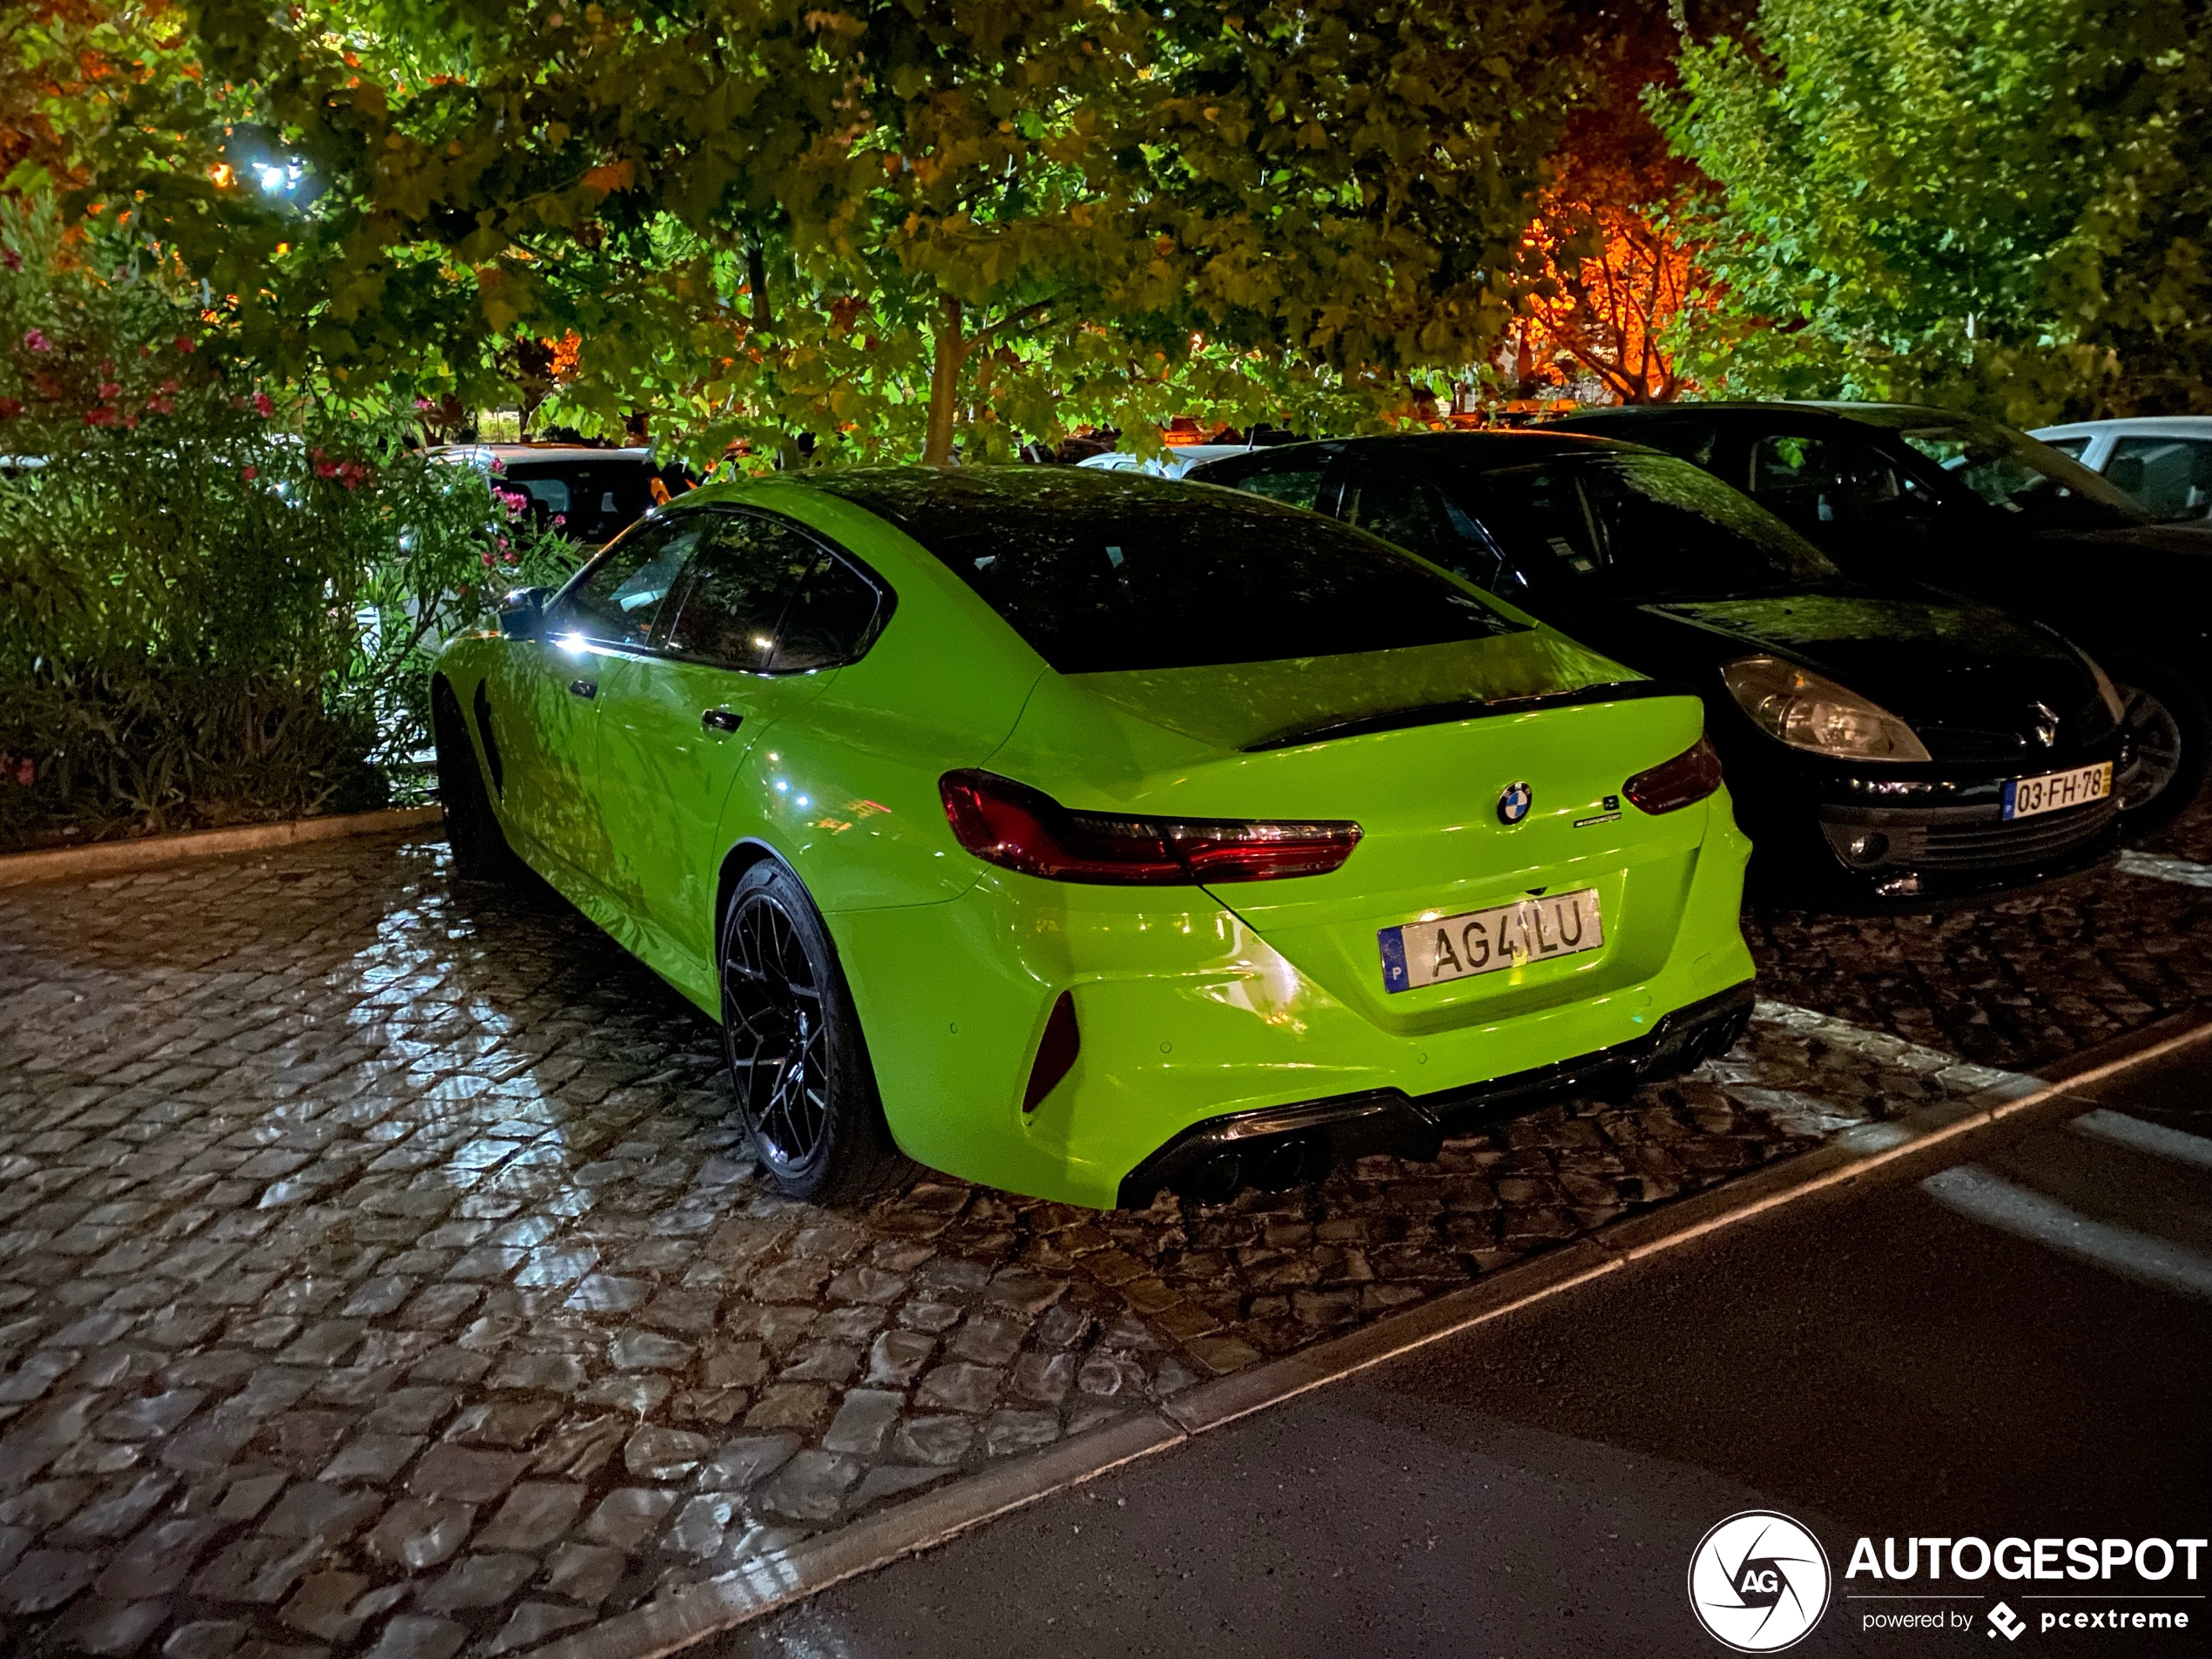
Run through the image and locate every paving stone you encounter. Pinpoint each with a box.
[541,1541,625,1606]
[404,1445,527,1503]
[579,1486,677,1551]
[361,1615,464,1659]
[471,1481,584,1551]
[442,1399,560,1449]
[821,1390,903,1459]
[317,1434,421,1486]
[361,1499,474,1571]
[984,1409,1062,1458]
[259,1482,381,1541]
[742,1384,830,1432]
[415,1552,536,1613]
[624,1425,711,1481]
[888,1415,975,1467]
[753,1450,861,1522]
[914,1362,1001,1414]
[485,1602,593,1654]
[863,1329,936,1385]
[696,1432,802,1493]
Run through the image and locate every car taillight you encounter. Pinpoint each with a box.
[1623,735,1723,815]
[939,770,1362,885]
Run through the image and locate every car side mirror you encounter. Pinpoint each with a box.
[499,587,551,639]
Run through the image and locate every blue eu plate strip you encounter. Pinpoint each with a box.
[1378,927,1410,995]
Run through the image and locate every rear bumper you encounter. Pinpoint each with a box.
[1116,980,1757,1207]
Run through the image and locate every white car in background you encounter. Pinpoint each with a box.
[2031,417,2212,523]
[1076,443,1261,479]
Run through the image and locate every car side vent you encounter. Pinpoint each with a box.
[472,680,505,798]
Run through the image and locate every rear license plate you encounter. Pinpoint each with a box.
[2002,761,2112,820]
[1379,888,1603,994]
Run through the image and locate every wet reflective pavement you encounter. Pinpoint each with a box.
[1,813,2209,1657]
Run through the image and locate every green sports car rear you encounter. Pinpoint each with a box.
[431,467,1756,1209]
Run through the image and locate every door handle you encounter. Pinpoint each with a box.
[701,708,743,733]
[569,679,597,699]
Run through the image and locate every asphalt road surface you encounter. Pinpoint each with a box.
[711,1028,2212,1659]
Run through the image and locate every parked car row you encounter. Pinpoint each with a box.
[429,399,2206,1217]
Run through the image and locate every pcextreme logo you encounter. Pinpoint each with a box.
[1689,1510,1833,1652]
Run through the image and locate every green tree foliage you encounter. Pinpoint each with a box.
[74,0,1588,462]
[1654,0,2212,423]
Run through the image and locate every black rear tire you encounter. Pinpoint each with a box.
[2105,654,2210,840]
[720,860,917,1207]
[432,677,525,883]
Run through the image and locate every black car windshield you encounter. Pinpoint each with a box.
[1449,452,1839,601]
[811,469,1523,674]
[1860,413,2150,528]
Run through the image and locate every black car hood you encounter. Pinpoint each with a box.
[1641,590,2111,763]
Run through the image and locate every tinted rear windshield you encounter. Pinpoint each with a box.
[809,469,1522,674]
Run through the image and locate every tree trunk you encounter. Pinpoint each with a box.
[922,296,966,467]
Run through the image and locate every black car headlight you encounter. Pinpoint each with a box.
[1721,655,1932,762]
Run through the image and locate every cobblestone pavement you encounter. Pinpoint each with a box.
[1,809,2207,1659]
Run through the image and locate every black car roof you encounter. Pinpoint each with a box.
[1189,428,1653,475]
[1552,401,1967,429]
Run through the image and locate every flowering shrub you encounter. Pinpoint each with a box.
[0,199,576,848]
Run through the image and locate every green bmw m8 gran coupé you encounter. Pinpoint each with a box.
[430,467,1756,1211]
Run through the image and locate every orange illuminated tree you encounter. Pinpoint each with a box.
[1505,0,1739,406]
[1515,165,1711,404]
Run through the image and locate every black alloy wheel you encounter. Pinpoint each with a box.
[2105,656,2211,838]
[431,677,525,883]
[718,860,916,1205]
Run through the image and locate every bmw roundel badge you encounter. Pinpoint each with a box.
[1496,781,1534,826]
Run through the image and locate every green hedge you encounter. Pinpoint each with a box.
[0,200,572,851]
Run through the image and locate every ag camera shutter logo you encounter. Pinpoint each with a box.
[1689,1510,1832,1652]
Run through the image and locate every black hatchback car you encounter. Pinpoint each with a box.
[1551,401,2212,834]
[1190,433,2128,907]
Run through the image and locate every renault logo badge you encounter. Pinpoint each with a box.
[1496,781,1534,826]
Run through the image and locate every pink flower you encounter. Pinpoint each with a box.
[83,406,116,426]
[489,456,505,475]
[240,465,258,481]
[145,395,175,415]
[550,512,566,528]
[98,381,122,399]
[11,759,30,787]
[480,550,496,569]
[253,390,274,416]
[173,336,194,353]
[415,396,435,410]
[24,327,52,352]
[315,458,336,477]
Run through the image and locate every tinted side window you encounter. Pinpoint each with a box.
[553,519,701,645]
[1453,455,1836,602]
[772,555,887,671]
[1342,470,1506,588]
[2104,436,2212,520]
[660,514,819,671]
[1748,435,1925,527]
[1192,453,1327,509]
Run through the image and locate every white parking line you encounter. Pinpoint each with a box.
[2072,1108,2212,1171]
[2117,849,2212,889]
[1920,1164,2212,1300]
